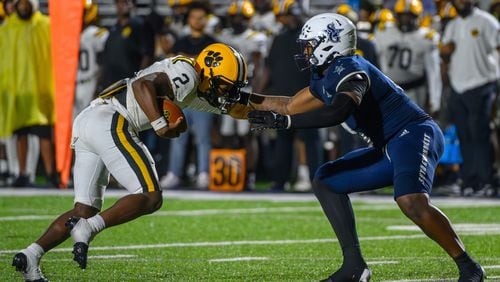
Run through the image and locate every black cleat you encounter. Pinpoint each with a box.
[72,242,89,269]
[458,264,486,282]
[12,253,28,272]
[12,252,49,282]
[321,266,372,282]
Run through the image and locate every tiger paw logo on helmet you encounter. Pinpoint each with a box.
[204,51,224,68]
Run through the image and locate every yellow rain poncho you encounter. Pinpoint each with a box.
[0,11,54,138]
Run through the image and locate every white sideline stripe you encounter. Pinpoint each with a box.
[208,257,269,262]
[484,265,500,269]
[3,200,499,222]
[2,188,500,206]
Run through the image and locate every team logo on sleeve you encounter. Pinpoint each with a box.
[326,23,343,43]
[334,64,345,75]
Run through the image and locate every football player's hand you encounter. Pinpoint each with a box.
[156,117,185,139]
[248,111,290,131]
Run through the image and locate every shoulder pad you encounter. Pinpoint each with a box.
[95,27,108,38]
[172,55,195,66]
[247,30,260,39]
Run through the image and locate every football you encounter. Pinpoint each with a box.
[162,99,187,131]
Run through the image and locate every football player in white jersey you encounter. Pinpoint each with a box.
[12,43,250,281]
[374,0,442,114]
[74,0,109,119]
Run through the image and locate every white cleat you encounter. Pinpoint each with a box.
[65,217,92,269]
[12,251,48,282]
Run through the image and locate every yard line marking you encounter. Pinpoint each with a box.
[0,215,55,221]
[208,257,269,262]
[383,279,455,282]
[387,224,500,234]
[0,234,424,254]
[368,260,399,265]
[0,231,497,255]
[484,265,500,269]
[88,254,137,259]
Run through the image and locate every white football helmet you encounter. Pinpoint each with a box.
[295,13,357,70]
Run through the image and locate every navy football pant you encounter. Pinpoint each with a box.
[314,120,444,199]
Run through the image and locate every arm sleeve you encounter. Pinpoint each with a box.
[441,21,454,45]
[289,93,357,129]
[289,74,368,129]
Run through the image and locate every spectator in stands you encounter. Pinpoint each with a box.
[250,0,280,35]
[166,0,191,37]
[167,0,220,37]
[0,0,57,187]
[0,0,14,23]
[99,0,153,88]
[160,1,217,189]
[256,0,323,192]
[491,0,500,20]
[441,0,499,196]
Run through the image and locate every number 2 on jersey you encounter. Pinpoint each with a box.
[172,73,190,89]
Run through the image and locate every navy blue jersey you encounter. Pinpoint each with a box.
[309,55,429,148]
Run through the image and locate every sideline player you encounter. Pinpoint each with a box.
[74,0,109,118]
[12,43,249,281]
[374,0,441,114]
[246,13,485,281]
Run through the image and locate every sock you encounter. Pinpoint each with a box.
[87,214,106,234]
[454,252,477,272]
[26,243,44,259]
[313,179,365,267]
[297,165,310,181]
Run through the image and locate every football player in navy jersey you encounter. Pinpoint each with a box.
[244,13,485,282]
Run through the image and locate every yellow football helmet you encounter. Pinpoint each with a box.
[369,8,395,23]
[336,4,359,23]
[167,0,192,7]
[0,1,5,19]
[272,0,300,16]
[195,43,248,113]
[83,0,98,25]
[439,2,457,19]
[228,0,255,18]
[394,0,423,16]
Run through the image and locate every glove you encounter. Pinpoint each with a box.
[248,110,290,130]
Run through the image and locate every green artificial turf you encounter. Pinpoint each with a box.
[0,195,499,281]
